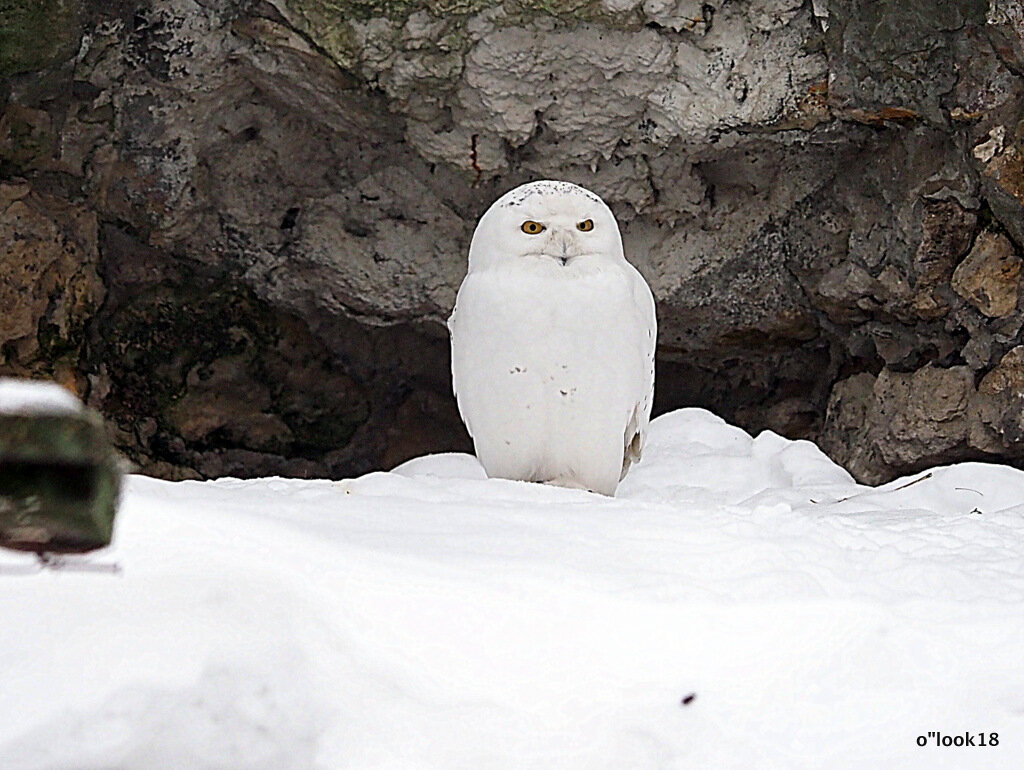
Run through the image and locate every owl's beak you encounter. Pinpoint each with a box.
[552,231,575,265]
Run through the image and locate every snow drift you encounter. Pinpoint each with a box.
[1,408,1022,768]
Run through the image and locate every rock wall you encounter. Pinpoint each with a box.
[3,0,1024,483]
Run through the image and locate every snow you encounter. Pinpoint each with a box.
[0,378,83,415]
[1,408,1022,768]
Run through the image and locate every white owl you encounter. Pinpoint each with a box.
[448,180,657,496]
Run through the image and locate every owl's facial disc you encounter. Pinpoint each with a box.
[467,181,626,273]
[518,214,601,265]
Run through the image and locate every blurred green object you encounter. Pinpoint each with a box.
[0,405,121,554]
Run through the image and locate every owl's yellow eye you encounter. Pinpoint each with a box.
[521,220,545,235]
[576,219,594,232]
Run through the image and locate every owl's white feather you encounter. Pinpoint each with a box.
[448,180,656,496]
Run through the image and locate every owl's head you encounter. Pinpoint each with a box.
[467,180,625,271]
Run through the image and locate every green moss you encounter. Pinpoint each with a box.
[101,281,279,415]
[0,108,55,173]
[497,0,642,27]
[314,22,361,71]
[279,398,369,454]
[512,0,604,19]
[37,298,92,362]
[36,321,80,371]
[288,0,621,24]
[96,274,370,460]
[282,0,639,72]
[0,411,120,554]
[0,0,82,79]
[283,0,379,70]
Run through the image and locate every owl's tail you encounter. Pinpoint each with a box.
[621,405,645,481]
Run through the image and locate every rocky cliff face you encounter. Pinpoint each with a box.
[3,0,1024,483]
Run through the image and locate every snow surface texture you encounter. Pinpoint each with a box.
[0,378,82,415]
[1,408,1022,768]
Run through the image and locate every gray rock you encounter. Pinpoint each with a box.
[3,0,1024,483]
[823,353,1024,483]
[821,366,979,484]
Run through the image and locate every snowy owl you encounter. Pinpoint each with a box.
[448,180,657,496]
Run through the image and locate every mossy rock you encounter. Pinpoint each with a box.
[281,0,639,72]
[0,408,121,554]
[0,0,82,79]
[95,274,370,466]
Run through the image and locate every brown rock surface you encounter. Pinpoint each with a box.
[979,345,1024,396]
[0,181,103,393]
[951,231,1022,318]
[821,367,979,484]
[981,141,1024,248]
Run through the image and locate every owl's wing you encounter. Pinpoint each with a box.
[447,290,474,440]
[621,264,657,480]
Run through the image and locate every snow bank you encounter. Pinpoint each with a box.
[0,378,82,415]
[1,408,1021,768]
